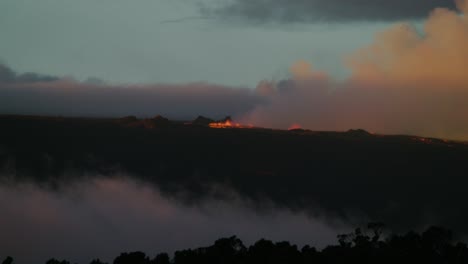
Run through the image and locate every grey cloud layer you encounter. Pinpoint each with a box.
[0,64,58,83]
[0,64,262,119]
[202,0,456,23]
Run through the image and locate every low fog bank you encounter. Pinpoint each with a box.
[0,176,346,264]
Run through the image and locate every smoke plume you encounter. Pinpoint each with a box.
[244,0,468,140]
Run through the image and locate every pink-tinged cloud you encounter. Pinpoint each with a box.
[0,177,344,264]
[243,0,468,140]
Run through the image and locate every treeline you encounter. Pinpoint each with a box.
[3,224,468,264]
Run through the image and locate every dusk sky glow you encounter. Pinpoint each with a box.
[0,0,407,86]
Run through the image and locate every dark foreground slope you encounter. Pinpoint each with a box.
[1,115,468,232]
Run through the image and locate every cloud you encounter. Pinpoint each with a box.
[0,64,59,83]
[0,177,344,264]
[243,1,468,140]
[0,64,262,119]
[201,0,456,23]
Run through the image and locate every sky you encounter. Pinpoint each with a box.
[0,0,412,86]
[1,1,468,140]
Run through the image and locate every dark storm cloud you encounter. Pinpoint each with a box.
[202,0,456,23]
[0,64,262,119]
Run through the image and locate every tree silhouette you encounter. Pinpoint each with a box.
[113,252,149,264]
[45,259,70,264]
[1,256,13,264]
[152,253,170,264]
[368,222,385,243]
[4,224,468,264]
[89,259,108,264]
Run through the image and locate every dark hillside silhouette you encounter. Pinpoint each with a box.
[1,115,468,234]
[192,116,215,126]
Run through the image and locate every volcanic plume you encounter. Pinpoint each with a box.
[242,0,468,140]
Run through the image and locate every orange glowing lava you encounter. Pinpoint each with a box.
[209,119,253,129]
[288,123,302,130]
